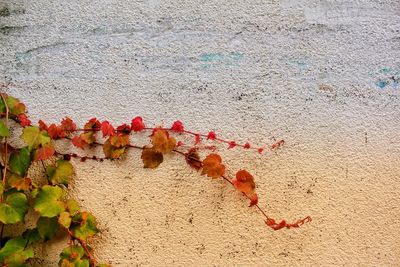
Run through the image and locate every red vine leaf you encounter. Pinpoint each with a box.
[116,124,131,134]
[100,121,115,137]
[207,131,216,140]
[84,118,100,130]
[185,148,202,170]
[194,134,201,145]
[271,140,285,150]
[141,147,163,168]
[228,141,237,149]
[71,136,87,149]
[131,117,145,132]
[47,124,66,139]
[201,153,225,178]
[151,129,176,154]
[38,120,48,131]
[60,117,77,133]
[171,120,184,133]
[232,170,258,206]
[265,216,312,230]
[244,143,251,149]
[17,114,31,127]
[34,144,55,161]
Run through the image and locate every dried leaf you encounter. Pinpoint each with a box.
[141,148,163,168]
[185,148,202,170]
[151,129,176,154]
[201,153,225,178]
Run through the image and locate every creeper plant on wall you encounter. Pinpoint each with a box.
[0,93,311,266]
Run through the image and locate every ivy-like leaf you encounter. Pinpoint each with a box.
[0,121,10,137]
[131,116,145,132]
[58,211,72,228]
[151,129,176,154]
[141,148,163,168]
[33,144,55,161]
[0,237,33,264]
[9,146,31,176]
[34,185,65,217]
[71,212,99,241]
[103,139,126,159]
[185,148,202,170]
[232,170,258,206]
[37,216,59,241]
[21,126,51,149]
[5,95,26,116]
[59,245,90,267]
[46,160,74,185]
[66,199,80,214]
[72,136,87,149]
[0,192,28,224]
[8,174,32,191]
[201,153,225,178]
[171,120,184,133]
[100,121,115,137]
[60,117,77,133]
[17,113,32,127]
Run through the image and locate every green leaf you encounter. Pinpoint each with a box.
[46,160,74,185]
[71,212,99,241]
[6,95,26,116]
[0,237,25,262]
[0,192,28,224]
[58,211,72,228]
[59,245,90,267]
[3,247,34,266]
[66,199,80,214]
[37,217,59,241]
[22,228,41,245]
[0,96,5,113]
[34,185,65,217]
[0,121,10,137]
[21,126,51,149]
[9,147,31,176]
[0,237,33,265]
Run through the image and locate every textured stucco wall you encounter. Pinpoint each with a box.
[1,0,400,266]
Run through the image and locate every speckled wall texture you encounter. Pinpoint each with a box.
[1,0,400,266]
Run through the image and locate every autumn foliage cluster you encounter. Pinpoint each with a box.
[0,93,310,266]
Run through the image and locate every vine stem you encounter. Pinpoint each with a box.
[58,139,277,224]
[67,229,96,266]
[0,94,9,202]
[0,94,9,244]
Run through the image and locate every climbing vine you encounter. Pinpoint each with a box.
[0,93,311,266]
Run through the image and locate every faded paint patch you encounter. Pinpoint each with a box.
[369,67,400,89]
[199,52,243,69]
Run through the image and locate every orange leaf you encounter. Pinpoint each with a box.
[109,134,129,147]
[79,132,96,145]
[103,140,125,159]
[201,153,225,178]
[151,129,176,154]
[185,148,202,170]
[60,117,77,133]
[83,118,100,131]
[232,170,257,206]
[265,216,312,230]
[141,147,163,168]
[8,175,32,191]
[34,144,55,161]
[71,136,87,149]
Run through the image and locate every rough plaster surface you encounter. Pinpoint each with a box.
[1,0,400,266]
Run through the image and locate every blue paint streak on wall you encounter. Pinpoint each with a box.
[376,79,389,89]
[199,52,243,69]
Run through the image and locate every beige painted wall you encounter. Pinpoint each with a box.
[1,0,400,266]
